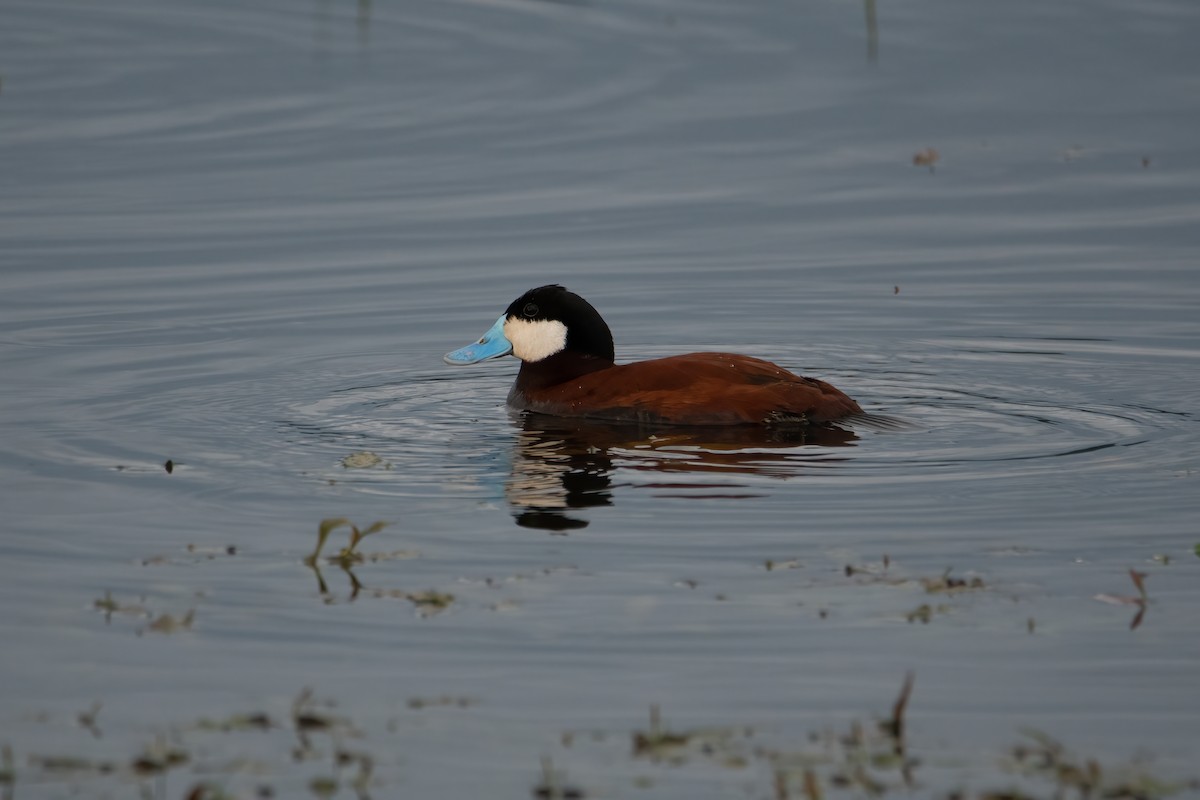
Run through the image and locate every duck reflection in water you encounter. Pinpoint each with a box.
[506,413,857,532]
[445,285,867,530]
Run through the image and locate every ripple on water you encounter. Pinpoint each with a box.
[277,340,1194,533]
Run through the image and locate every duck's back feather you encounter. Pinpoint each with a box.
[511,352,861,426]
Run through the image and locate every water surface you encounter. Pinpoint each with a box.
[2,0,1199,797]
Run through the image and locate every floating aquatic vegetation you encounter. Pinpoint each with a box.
[340,451,390,470]
[404,589,455,615]
[1093,568,1150,630]
[406,695,476,710]
[7,677,1196,800]
[841,559,984,596]
[92,591,197,635]
[920,568,985,594]
[335,748,374,799]
[302,518,445,605]
[77,702,102,738]
[304,518,392,600]
[130,737,189,776]
[28,754,114,775]
[182,783,239,800]
[532,756,586,799]
[631,705,693,762]
[193,712,275,733]
[289,688,363,767]
[841,554,900,582]
[630,705,751,767]
[992,728,1198,799]
[760,674,918,798]
[309,774,338,798]
[905,603,950,624]
[144,608,196,635]
[139,543,236,567]
[93,591,148,621]
[305,518,392,569]
[187,543,238,557]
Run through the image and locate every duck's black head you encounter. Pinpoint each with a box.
[502,285,615,363]
[444,285,614,366]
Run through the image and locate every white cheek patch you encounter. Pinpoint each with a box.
[504,317,567,362]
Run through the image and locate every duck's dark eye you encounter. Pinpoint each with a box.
[522,303,539,318]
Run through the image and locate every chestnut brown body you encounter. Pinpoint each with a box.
[446,285,861,428]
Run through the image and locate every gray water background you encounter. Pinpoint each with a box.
[2,0,1199,797]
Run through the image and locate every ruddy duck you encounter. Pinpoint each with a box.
[444,285,861,426]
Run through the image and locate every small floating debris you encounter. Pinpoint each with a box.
[630,705,750,767]
[183,782,241,800]
[186,543,238,557]
[309,775,338,798]
[163,459,174,474]
[290,688,358,758]
[77,702,102,739]
[130,739,189,776]
[144,608,195,635]
[93,591,150,621]
[407,695,476,710]
[880,671,914,752]
[1094,568,1149,630]
[193,712,274,733]
[29,755,115,775]
[141,544,237,566]
[920,568,985,594]
[632,705,693,762]
[905,603,949,624]
[912,147,939,171]
[340,451,390,470]
[404,590,455,615]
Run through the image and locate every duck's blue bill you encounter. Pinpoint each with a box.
[443,315,513,365]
